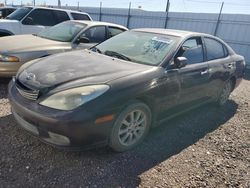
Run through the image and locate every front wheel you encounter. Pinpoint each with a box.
[109,101,151,152]
[217,80,233,106]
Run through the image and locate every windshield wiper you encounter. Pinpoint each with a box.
[104,51,131,61]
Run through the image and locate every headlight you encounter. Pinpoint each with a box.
[0,54,19,62]
[40,85,110,110]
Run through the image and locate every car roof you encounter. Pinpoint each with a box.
[132,28,209,38]
[69,20,128,30]
[0,7,17,10]
[23,6,89,15]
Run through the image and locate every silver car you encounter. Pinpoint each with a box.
[0,20,127,77]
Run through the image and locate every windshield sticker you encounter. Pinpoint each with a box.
[151,37,173,44]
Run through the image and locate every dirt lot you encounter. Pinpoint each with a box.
[0,72,249,188]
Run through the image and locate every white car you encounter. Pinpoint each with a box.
[0,6,92,37]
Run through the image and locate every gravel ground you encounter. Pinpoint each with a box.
[0,72,249,188]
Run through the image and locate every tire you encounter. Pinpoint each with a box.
[217,80,233,106]
[109,101,152,152]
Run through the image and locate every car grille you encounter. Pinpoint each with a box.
[15,79,39,101]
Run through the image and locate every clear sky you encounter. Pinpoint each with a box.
[2,0,250,14]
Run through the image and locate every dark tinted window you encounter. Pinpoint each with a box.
[71,13,91,20]
[204,37,226,61]
[108,27,125,38]
[6,7,32,21]
[23,9,57,26]
[81,26,106,43]
[176,38,204,64]
[54,10,70,23]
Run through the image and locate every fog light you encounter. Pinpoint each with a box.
[44,132,70,146]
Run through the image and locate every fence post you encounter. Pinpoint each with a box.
[126,2,131,28]
[164,0,170,28]
[214,2,224,36]
[99,2,102,21]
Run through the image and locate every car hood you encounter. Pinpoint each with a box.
[18,50,154,91]
[0,34,69,53]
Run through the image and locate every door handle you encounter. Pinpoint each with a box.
[201,70,208,75]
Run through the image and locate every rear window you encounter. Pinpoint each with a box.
[71,13,91,20]
[204,37,227,61]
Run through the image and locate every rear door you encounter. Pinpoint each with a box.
[175,37,210,107]
[203,37,234,98]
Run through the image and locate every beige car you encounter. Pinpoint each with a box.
[0,20,127,77]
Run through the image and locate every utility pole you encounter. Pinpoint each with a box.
[5,0,7,6]
[77,1,79,10]
[58,0,61,7]
[126,2,131,28]
[214,2,224,36]
[99,2,102,21]
[164,0,170,28]
[33,0,35,6]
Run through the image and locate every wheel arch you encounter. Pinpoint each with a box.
[0,29,14,37]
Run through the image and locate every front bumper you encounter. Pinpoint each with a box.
[0,61,22,77]
[8,81,116,150]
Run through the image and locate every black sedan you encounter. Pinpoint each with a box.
[8,29,246,152]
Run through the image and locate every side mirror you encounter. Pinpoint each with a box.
[175,57,187,68]
[23,17,34,25]
[76,36,90,44]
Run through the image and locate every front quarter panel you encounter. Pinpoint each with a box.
[0,20,21,35]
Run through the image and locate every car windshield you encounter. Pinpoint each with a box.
[95,31,179,66]
[6,7,32,21]
[37,21,87,42]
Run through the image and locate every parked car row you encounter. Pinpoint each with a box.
[0,20,127,77]
[0,6,246,152]
[0,6,92,36]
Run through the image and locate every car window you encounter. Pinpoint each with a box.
[54,10,70,23]
[81,26,106,43]
[6,7,32,21]
[204,37,226,61]
[22,9,57,26]
[108,27,125,38]
[71,13,91,20]
[176,38,204,64]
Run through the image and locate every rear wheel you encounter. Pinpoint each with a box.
[109,101,151,152]
[217,80,233,106]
